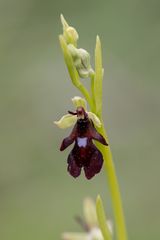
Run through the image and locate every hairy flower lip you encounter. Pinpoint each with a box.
[58,106,108,179]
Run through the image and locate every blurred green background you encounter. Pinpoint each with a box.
[0,0,160,239]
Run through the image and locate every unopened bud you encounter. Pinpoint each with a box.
[68,44,94,78]
[60,14,79,46]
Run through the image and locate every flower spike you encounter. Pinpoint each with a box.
[57,15,128,240]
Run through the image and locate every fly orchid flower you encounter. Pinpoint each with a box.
[62,197,113,240]
[54,97,108,179]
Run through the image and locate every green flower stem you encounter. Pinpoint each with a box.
[78,84,94,112]
[90,72,96,108]
[95,123,127,240]
[93,35,127,240]
[96,195,112,240]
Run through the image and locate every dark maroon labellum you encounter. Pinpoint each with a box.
[60,107,108,179]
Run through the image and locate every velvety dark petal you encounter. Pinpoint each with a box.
[67,152,81,178]
[84,167,95,179]
[84,148,103,179]
[60,137,75,151]
[94,132,108,146]
[89,122,108,146]
[60,123,78,151]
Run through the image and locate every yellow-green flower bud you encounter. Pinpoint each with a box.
[60,14,79,46]
[68,44,94,78]
[64,27,79,46]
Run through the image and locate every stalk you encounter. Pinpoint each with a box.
[96,123,128,240]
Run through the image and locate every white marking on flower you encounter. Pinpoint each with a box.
[77,137,87,147]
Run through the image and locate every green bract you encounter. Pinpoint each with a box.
[94,36,103,117]
[59,35,81,88]
[96,195,112,240]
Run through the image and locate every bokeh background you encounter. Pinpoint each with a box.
[0,0,160,239]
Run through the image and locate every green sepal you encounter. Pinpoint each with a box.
[88,112,102,128]
[54,114,77,129]
[71,96,87,110]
